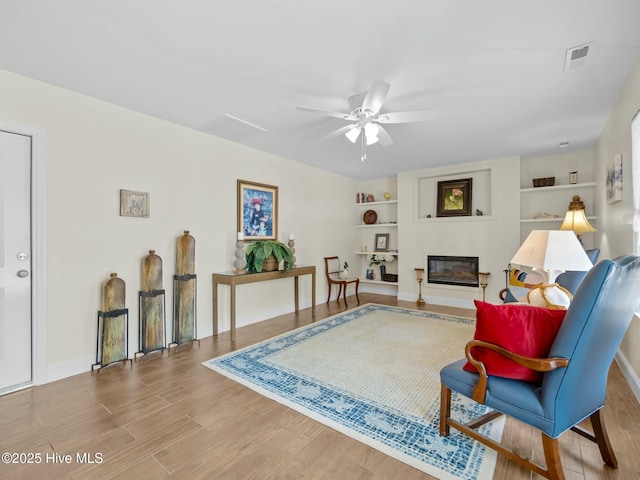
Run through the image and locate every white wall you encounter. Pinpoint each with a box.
[0,69,357,382]
[396,157,521,308]
[595,61,640,396]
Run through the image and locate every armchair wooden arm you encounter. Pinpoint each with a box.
[465,340,569,403]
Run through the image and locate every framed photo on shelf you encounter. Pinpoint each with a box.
[237,179,278,240]
[374,233,390,252]
[436,178,473,217]
[120,189,149,217]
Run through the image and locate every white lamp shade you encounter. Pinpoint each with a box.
[364,123,379,145]
[510,230,593,283]
[345,126,361,143]
[560,209,596,233]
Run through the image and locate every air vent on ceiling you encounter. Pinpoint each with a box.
[203,114,268,141]
[564,42,593,71]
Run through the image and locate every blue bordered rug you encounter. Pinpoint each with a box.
[203,303,503,479]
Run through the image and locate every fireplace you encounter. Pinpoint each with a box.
[427,255,479,287]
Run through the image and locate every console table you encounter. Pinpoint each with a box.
[212,265,316,342]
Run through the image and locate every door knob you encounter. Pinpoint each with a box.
[17,270,29,278]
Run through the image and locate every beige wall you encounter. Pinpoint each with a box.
[595,61,640,395]
[0,69,357,381]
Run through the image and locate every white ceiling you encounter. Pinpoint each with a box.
[1,1,640,180]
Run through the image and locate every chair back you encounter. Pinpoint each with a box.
[556,247,601,295]
[324,256,341,278]
[542,255,640,437]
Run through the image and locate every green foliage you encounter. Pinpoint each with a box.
[245,240,294,273]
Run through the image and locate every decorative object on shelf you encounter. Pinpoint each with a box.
[560,195,596,244]
[366,269,376,280]
[356,193,376,203]
[374,233,390,252]
[339,261,349,279]
[415,268,426,305]
[606,153,622,204]
[532,176,555,188]
[569,171,578,184]
[478,272,490,302]
[534,212,560,219]
[510,230,593,309]
[362,209,378,224]
[384,192,391,200]
[93,273,131,371]
[138,250,166,357]
[476,209,483,216]
[245,240,294,273]
[120,189,149,217]
[437,178,473,217]
[234,231,247,273]
[171,231,199,348]
[238,179,278,240]
[287,233,296,268]
[369,252,394,280]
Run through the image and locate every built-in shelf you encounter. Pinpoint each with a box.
[355,251,398,255]
[359,278,399,286]
[354,223,398,228]
[520,182,596,193]
[355,200,398,206]
[521,216,597,224]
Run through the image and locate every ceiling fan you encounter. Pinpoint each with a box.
[297,80,440,156]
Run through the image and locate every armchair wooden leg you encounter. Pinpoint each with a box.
[542,434,565,480]
[591,409,618,468]
[355,279,360,303]
[439,384,451,436]
[337,284,343,301]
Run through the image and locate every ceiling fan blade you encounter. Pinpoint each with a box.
[297,106,354,120]
[324,124,358,139]
[376,111,441,124]
[362,80,390,115]
[376,125,393,146]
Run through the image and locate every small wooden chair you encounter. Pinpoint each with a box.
[324,256,360,305]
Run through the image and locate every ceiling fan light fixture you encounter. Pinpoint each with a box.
[345,126,361,143]
[364,123,379,145]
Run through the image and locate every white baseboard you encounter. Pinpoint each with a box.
[398,291,475,309]
[615,349,640,403]
[47,353,96,383]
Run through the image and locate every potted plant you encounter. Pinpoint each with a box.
[245,240,294,273]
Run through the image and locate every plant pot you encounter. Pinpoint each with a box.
[262,254,279,272]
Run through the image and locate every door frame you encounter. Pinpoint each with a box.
[1,122,47,387]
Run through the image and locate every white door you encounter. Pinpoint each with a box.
[0,130,32,393]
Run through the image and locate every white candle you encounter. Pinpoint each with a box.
[289,233,294,240]
[237,232,244,240]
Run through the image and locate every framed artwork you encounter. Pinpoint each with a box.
[374,233,390,252]
[120,189,149,217]
[606,154,622,204]
[237,179,278,240]
[436,178,473,217]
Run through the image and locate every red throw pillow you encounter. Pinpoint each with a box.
[463,300,567,382]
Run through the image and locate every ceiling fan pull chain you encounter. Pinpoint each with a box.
[361,131,366,161]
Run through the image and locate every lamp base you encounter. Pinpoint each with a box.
[526,283,573,309]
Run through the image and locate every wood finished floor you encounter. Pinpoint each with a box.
[1,293,639,480]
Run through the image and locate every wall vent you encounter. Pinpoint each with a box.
[564,43,593,71]
[203,114,268,141]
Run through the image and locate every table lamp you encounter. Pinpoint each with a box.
[559,195,596,244]
[510,230,593,309]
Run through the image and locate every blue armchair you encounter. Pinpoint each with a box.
[440,255,640,479]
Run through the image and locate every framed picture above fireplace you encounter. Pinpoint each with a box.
[436,178,473,217]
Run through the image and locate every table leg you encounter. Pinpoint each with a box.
[230,284,236,343]
[311,272,316,317]
[294,276,299,312]
[212,280,218,337]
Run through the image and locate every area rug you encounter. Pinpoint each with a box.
[202,303,504,480]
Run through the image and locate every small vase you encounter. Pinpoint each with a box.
[380,265,386,280]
